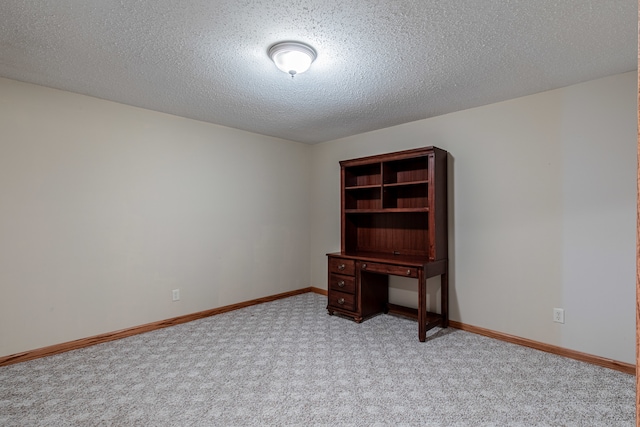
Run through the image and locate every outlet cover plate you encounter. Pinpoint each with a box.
[553,308,564,323]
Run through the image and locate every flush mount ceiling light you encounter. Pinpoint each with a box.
[268,41,317,77]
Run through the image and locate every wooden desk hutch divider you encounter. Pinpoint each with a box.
[326,146,449,342]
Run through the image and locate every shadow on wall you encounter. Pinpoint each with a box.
[447,152,458,322]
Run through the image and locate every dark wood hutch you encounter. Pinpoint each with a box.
[326,146,449,342]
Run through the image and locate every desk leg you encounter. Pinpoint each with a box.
[441,262,449,328]
[418,269,426,342]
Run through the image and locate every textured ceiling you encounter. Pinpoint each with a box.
[0,1,636,144]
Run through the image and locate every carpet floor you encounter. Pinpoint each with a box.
[0,293,635,426]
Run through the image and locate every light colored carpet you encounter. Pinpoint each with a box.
[0,293,635,426]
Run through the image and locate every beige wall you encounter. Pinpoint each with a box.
[2,72,636,365]
[0,78,311,357]
[310,72,637,364]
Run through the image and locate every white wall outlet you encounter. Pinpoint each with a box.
[553,308,564,323]
[172,289,180,302]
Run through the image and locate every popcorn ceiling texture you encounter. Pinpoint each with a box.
[0,0,635,144]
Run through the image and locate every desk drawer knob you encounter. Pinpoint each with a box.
[337,298,345,305]
[338,264,345,271]
[407,269,411,275]
[362,263,367,270]
[338,280,345,288]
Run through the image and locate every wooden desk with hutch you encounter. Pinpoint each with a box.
[326,146,449,342]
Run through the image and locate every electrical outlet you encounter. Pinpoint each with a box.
[172,289,180,302]
[553,308,564,324]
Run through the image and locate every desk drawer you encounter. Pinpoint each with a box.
[359,261,418,278]
[328,257,355,276]
[329,274,356,294]
[328,291,356,311]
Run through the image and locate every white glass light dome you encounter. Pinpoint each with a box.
[268,42,317,76]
